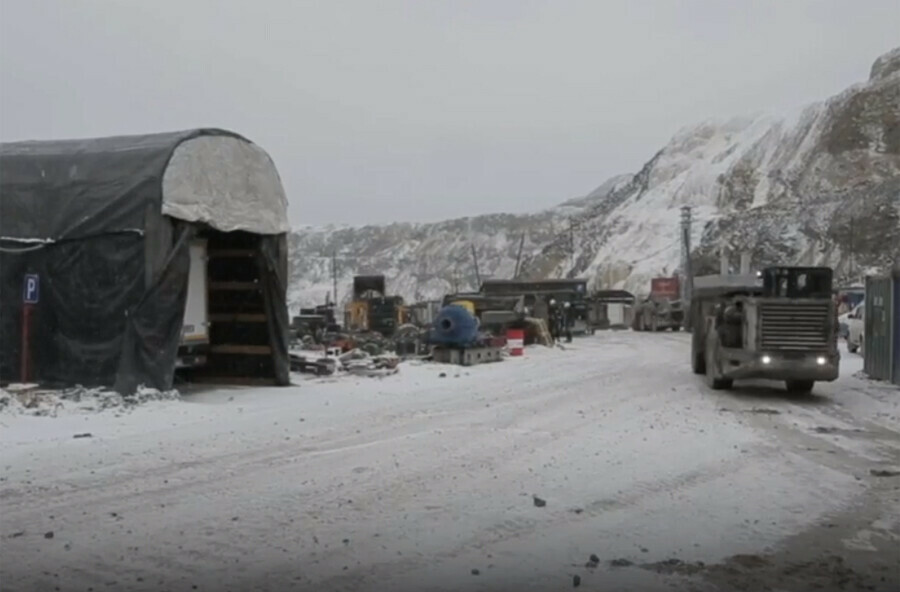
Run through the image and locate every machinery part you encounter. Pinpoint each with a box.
[759,300,831,351]
[705,341,733,390]
[785,380,815,394]
[429,305,479,346]
[432,345,502,366]
[451,300,476,315]
[691,345,706,375]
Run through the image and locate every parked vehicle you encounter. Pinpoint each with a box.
[845,303,865,354]
[838,310,851,340]
[633,277,684,331]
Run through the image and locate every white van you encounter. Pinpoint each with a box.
[845,303,865,355]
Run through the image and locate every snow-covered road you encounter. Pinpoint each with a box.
[2,332,898,592]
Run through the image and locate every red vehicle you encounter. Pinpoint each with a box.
[632,276,685,331]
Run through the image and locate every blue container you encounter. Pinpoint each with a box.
[429,305,479,346]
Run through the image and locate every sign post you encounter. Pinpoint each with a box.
[21,274,39,383]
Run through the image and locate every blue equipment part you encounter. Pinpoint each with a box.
[428,305,479,346]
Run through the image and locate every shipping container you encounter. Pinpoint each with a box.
[863,274,898,384]
[895,272,900,386]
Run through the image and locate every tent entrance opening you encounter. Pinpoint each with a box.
[179,229,278,386]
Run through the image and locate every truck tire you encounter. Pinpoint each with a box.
[707,375,733,390]
[671,325,681,332]
[691,349,705,374]
[785,380,814,395]
[691,323,706,374]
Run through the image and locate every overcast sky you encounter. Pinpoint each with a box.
[1,1,897,226]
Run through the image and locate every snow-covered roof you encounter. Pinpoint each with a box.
[0,128,289,241]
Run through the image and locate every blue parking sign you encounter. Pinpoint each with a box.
[23,274,39,304]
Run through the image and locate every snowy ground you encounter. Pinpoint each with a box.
[1,333,898,592]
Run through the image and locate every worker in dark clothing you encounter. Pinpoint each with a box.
[562,301,573,343]
[548,298,560,342]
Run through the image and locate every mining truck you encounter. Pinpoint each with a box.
[690,266,839,394]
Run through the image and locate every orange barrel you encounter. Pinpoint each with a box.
[507,328,525,356]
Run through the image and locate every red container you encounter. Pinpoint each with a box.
[507,328,525,356]
[650,277,680,298]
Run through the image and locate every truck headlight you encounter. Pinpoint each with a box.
[816,356,826,365]
[761,355,772,364]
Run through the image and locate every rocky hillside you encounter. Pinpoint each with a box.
[289,48,900,308]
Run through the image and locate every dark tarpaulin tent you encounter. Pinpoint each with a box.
[0,128,291,393]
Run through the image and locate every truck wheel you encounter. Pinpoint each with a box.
[847,341,858,353]
[708,375,733,390]
[691,349,705,374]
[785,380,814,395]
[651,316,659,332]
[671,325,681,332]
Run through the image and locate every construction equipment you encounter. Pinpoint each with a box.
[633,277,684,331]
[428,304,503,366]
[690,266,840,394]
[344,275,405,337]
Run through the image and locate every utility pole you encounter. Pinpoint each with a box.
[569,218,576,270]
[680,206,693,329]
[849,216,855,282]
[331,248,338,308]
[471,244,482,289]
[513,233,525,279]
[680,206,693,301]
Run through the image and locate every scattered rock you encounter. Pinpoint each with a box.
[661,558,683,566]
[44,531,54,539]
[73,433,93,439]
[7,531,24,539]
[572,574,581,587]
[589,554,600,565]
[611,558,633,567]
[533,495,547,508]
[730,554,769,569]
[745,408,780,415]
[439,373,447,378]
[570,508,584,515]
[870,469,900,477]
[814,426,839,434]
[471,568,480,576]
[342,538,350,545]
[640,547,649,553]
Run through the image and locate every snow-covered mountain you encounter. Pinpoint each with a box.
[289,48,900,308]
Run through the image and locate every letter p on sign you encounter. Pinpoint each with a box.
[23,274,40,304]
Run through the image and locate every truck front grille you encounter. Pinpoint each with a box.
[759,301,831,351]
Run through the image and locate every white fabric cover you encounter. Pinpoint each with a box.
[161,136,290,235]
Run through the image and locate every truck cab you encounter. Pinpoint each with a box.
[691,266,839,394]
